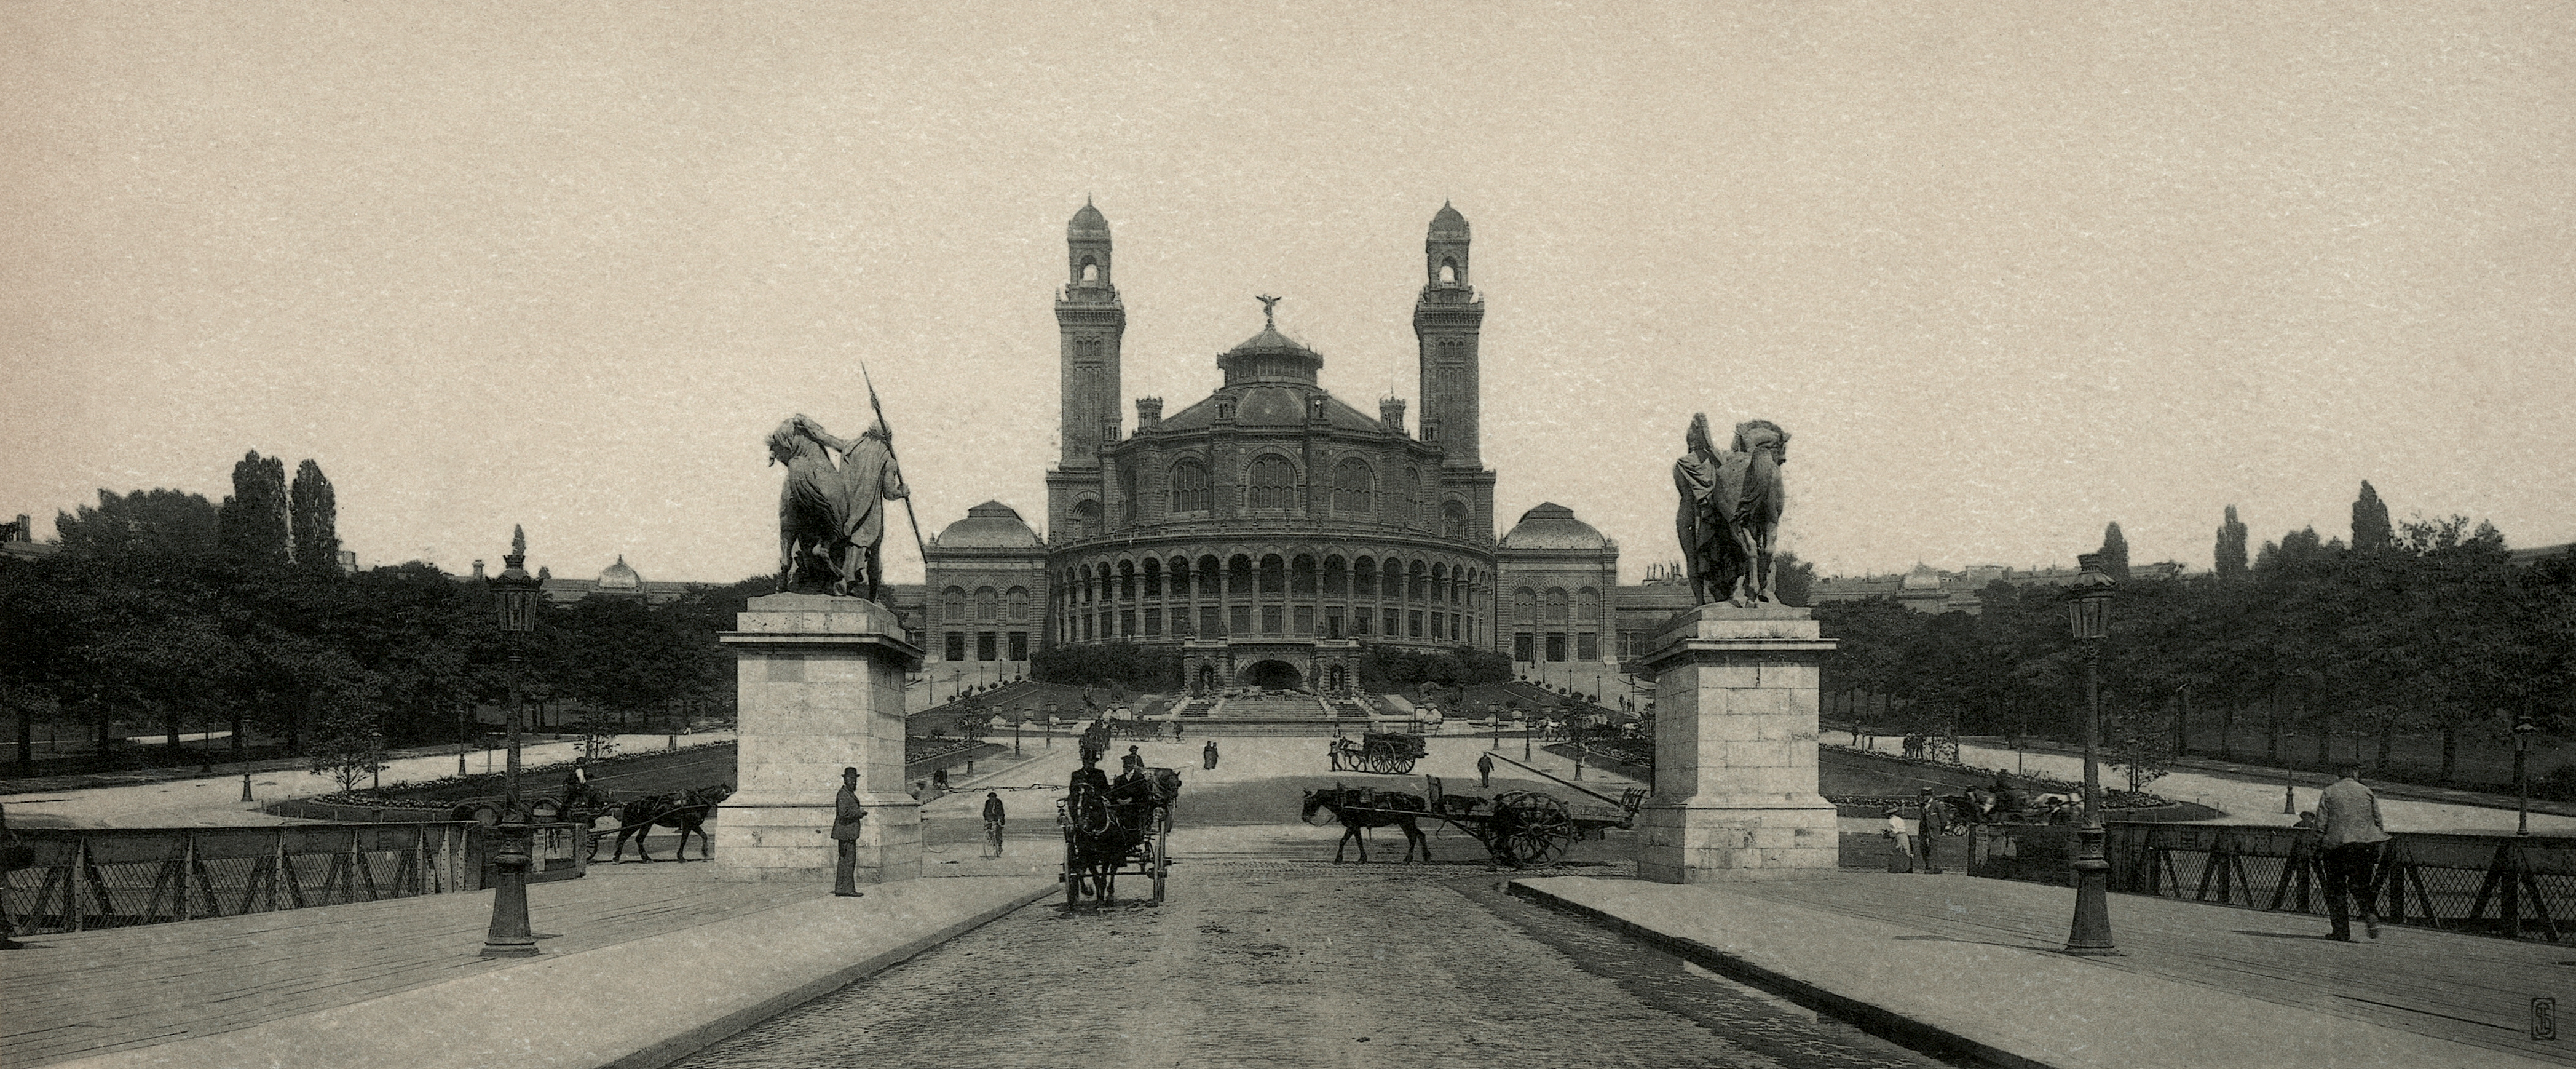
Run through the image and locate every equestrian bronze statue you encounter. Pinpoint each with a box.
[768,413,907,601]
[1673,413,1790,608]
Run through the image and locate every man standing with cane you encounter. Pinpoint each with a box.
[832,768,866,897]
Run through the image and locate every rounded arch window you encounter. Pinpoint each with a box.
[942,586,967,620]
[1438,259,1458,284]
[1442,499,1470,539]
[1513,587,1536,622]
[1169,459,1211,514]
[1080,258,1101,282]
[974,586,999,621]
[1117,560,1137,600]
[1576,586,1600,624]
[1290,555,1318,595]
[1247,455,1298,511]
[1332,458,1373,516]
[1545,588,1570,623]
[1072,499,1102,538]
[1006,586,1030,621]
[1259,554,1287,595]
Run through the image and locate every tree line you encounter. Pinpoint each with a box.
[0,456,759,772]
[1816,483,2576,793]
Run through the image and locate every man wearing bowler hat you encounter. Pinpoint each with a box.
[832,767,866,897]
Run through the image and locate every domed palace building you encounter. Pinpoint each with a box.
[920,202,1632,693]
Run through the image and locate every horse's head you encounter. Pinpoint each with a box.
[692,784,735,806]
[1300,789,1329,822]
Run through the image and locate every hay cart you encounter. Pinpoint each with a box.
[1330,731,1429,774]
[1326,777,1645,868]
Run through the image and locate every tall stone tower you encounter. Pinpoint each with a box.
[1413,202,1484,469]
[1058,199,1126,468]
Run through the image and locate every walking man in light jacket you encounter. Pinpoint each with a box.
[2317,763,2391,940]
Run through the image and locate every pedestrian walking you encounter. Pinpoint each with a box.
[1203,739,1219,771]
[933,766,950,792]
[1477,752,1495,789]
[831,768,866,897]
[981,791,1006,859]
[2317,763,2391,941]
[1914,789,1945,873]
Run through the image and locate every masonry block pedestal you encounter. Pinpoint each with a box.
[716,594,924,884]
[1637,604,1839,883]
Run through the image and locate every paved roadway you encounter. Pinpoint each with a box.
[676,735,1951,1069]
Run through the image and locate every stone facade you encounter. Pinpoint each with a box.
[920,202,1642,688]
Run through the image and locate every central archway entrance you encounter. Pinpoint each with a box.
[1240,659,1303,690]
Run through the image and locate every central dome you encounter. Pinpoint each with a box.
[1219,319,1322,385]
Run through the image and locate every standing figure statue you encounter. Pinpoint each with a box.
[1673,413,1791,608]
[768,413,908,602]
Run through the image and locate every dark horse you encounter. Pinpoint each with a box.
[601,785,733,861]
[599,793,675,862]
[1301,785,1431,864]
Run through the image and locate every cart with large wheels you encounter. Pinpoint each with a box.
[1328,731,1429,775]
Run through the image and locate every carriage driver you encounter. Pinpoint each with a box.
[1070,751,1110,797]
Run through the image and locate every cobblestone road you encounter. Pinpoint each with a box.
[677,862,1955,1069]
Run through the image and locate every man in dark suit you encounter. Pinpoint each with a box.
[831,768,866,897]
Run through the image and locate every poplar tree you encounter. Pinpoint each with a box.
[2351,480,2393,552]
[290,459,340,571]
[216,451,291,563]
[2099,522,2132,581]
[2214,505,2249,578]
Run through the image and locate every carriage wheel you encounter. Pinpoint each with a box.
[1394,757,1417,775]
[1496,793,1575,868]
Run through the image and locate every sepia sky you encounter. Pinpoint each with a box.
[4,1,2569,586]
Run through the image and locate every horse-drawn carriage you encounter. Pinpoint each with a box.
[1934,785,2079,828]
[1329,731,1428,775]
[1061,765,1180,905]
[1300,776,1644,868]
[473,779,733,862]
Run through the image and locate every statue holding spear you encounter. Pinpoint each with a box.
[765,364,922,603]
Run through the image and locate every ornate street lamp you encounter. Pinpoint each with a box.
[2516,715,2539,836]
[2062,552,2117,955]
[481,527,544,959]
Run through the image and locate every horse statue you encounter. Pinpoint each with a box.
[1673,414,1791,608]
[768,413,907,602]
[1300,784,1431,864]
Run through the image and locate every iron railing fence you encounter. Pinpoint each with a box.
[1970,822,2576,942]
[1,822,585,936]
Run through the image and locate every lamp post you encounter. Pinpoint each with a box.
[2516,715,2538,836]
[370,731,384,793]
[2062,552,2117,955]
[481,528,544,959]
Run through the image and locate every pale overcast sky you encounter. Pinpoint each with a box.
[5,2,2569,585]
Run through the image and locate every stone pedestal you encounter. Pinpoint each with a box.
[1636,603,1839,883]
[716,594,924,884]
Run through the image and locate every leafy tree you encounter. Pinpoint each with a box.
[1774,549,1817,607]
[2214,505,2249,578]
[306,679,389,792]
[2098,522,2131,582]
[218,451,291,563]
[290,459,340,571]
[54,488,221,557]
